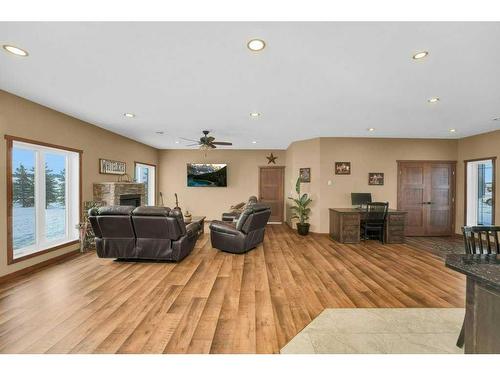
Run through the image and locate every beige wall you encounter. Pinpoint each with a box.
[158,149,285,221]
[0,90,159,277]
[285,138,322,232]
[456,130,500,231]
[285,137,458,233]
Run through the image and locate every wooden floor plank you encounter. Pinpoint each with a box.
[0,224,465,354]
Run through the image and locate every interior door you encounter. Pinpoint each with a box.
[259,166,284,223]
[398,161,455,236]
[427,163,455,235]
[398,162,427,236]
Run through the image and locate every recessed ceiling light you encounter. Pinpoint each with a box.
[2,44,29,57]
[175,141,180,144]
[124,113,135,118]
[252,141,257,144]
[247,39,266,52]
[412,51,429,60]
[428,97,440,103]
[367,128,375,132]
[449,128,457,133]
[250,112,261,118]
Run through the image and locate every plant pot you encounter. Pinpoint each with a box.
[296,223,310,236]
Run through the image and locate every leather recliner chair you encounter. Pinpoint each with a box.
[209,203,271,254]
[88,205,200,261]
[221,195,258,222]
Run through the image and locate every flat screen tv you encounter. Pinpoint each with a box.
[187,163,227,187]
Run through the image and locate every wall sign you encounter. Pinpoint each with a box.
[99,158,126,175]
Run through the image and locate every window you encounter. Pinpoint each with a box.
[135,162,156,206]
[6,136,81,264]
[465,158,496,226]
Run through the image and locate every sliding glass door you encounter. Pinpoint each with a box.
[135,162,156,206]
[466,158,495,226]
[9,138,80,263]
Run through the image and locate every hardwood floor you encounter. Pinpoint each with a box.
[0,224,465,354]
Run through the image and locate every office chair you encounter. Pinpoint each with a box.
[360,202,389,243]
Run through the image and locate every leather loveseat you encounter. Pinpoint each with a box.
[88,205,200,261]
[209,203,271,254]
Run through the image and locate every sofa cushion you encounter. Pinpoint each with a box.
[132,206,171,216]
[235,208,252,231]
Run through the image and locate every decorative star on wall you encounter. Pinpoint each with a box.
[266,153,278,164]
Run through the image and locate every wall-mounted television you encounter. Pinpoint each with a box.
[187,163,227,187]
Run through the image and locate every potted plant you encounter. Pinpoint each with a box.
[288,177,312,235]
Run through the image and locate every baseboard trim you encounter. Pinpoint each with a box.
[0,249,81,285]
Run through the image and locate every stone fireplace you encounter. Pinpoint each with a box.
[93,182,146,207]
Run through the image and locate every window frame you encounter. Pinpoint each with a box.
[134,161,157,206]
[5,135,83,265]
[464,156,496,226]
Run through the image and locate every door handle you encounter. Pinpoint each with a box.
[421,201,432,205]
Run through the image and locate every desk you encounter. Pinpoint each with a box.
[329,208,406,244]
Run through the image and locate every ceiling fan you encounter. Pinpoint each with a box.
[180,130,233,149]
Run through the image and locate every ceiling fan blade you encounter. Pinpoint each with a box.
[211,141,233,145]
[180,137,200,143]
[207,136,215,142]
[210,144,217,148]
[185,143,199,146]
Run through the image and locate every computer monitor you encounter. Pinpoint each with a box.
[351,193,372,207]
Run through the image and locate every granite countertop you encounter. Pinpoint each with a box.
[446,254,500,289]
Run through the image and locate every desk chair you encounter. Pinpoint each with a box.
[456,225,500,348]
[360,202,389,243]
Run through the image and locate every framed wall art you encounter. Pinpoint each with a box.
[368,172,384,185]
[99,158,126,175]
[299,168,311,183]
[335,162,351,175]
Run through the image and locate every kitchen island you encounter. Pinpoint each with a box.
[446,254,500,354]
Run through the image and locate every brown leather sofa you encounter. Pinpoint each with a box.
[88,206,200,261]
[210,203,271,254]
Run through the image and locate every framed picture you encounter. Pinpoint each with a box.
[368,172,385,185]
[299,168,311,183]
[335,162,351,175]
[99,158,126,175]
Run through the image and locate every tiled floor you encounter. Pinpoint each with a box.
[280,308,465,354]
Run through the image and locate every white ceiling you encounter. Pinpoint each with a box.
[1,22,500,149]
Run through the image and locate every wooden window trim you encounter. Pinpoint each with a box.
[463,157,496,226]
[5,135,83,265]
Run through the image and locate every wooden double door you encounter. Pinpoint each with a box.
[397,161,456,236]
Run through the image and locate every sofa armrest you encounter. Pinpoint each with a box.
[209,220,240,236]
[185,222,201,236]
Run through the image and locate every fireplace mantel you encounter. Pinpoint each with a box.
[93,182,146,207]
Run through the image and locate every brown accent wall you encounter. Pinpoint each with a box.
[456,130,500,231]
[157,149,285,221]
[0,90,159,277]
